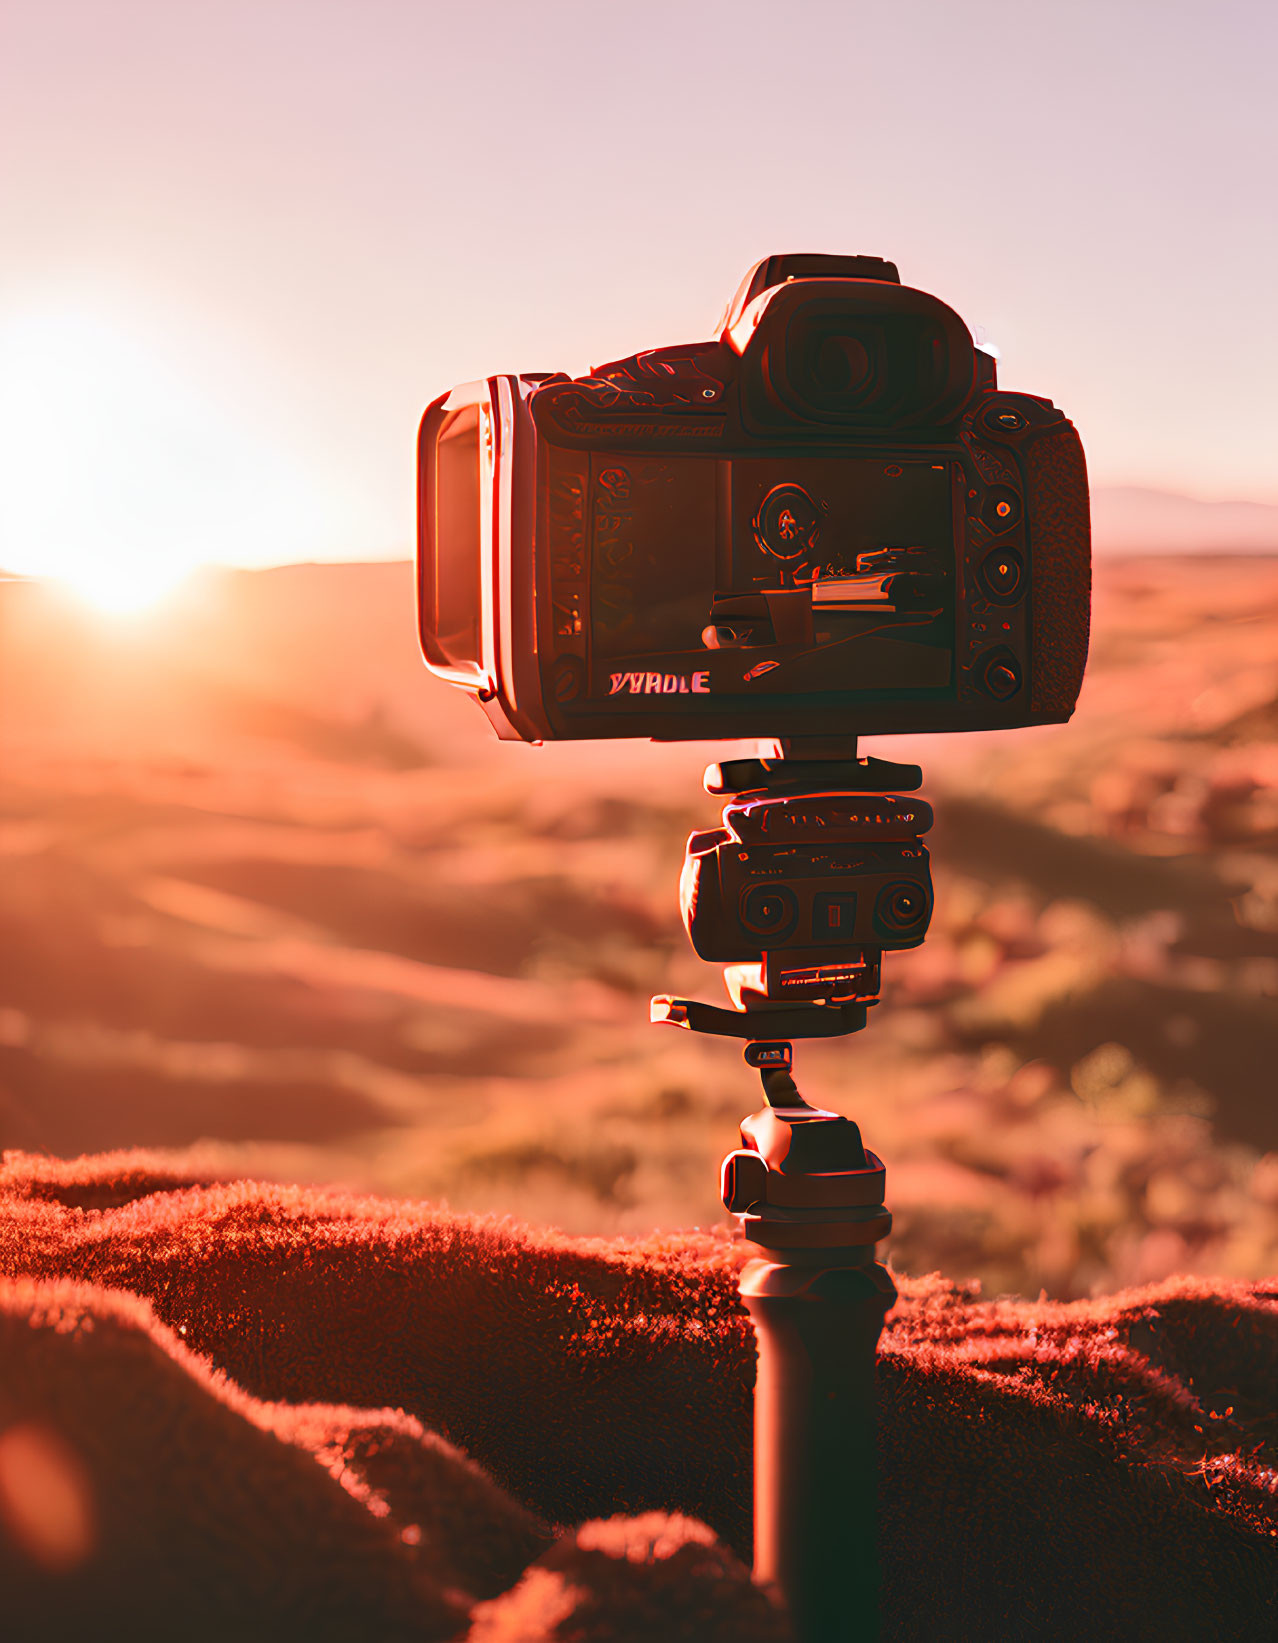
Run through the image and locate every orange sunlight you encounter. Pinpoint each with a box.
[53,556,199,620]
[0,305,333,617]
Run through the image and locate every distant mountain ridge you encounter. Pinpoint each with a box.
[1090,485,1278,554]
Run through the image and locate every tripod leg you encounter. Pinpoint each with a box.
[741,1258,896,1643]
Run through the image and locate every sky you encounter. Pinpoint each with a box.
[1,0,1275,596]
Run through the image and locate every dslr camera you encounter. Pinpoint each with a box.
[417,251,1090,746]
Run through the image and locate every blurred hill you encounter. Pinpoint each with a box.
[1091,486,1278,555]
[0,552,1274,1300]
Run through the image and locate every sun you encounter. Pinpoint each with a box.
[0,304,332,618]
[49,556,198,619]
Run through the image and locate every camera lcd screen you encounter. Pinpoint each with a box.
[430,403,486,675]
[577,453,954,710]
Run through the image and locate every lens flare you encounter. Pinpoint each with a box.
[0,1422,95,1572]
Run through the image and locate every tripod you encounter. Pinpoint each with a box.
[653,739,931,1642]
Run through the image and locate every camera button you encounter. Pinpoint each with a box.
[978,547,1025,603]
[977,648,1023,700]
[551,655,585,702]
[981,486,1021,533]
[978,402,1031,440]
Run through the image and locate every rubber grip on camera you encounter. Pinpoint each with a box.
[1025,421,1091,718]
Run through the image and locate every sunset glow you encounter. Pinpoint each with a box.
[0,307,330,616]
[50,557,197,620]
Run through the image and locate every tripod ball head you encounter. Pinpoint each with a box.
[722,1040,892,1258]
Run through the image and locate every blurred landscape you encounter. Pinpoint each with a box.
[0,550,1274,1301]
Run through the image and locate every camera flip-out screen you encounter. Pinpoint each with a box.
[417,255,1090,743]
[419,391,492,688]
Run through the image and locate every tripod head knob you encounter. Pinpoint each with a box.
[721,1040,891,1256]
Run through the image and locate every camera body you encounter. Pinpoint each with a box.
[417,253,1090,744]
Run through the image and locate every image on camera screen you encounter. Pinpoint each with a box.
[583,453,954,706]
